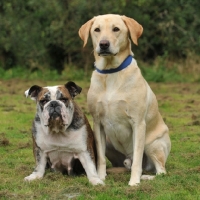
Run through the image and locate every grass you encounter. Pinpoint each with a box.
[0,77,200,200]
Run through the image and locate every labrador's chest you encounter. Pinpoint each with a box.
[87,68,147,155]
[91,88,134,156]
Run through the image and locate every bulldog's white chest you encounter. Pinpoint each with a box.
[35,124,88,153]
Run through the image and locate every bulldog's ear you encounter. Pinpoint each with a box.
[78,18,94,47]
[121,15,143,45]
[65,81,82,99]
[25,85,42,101]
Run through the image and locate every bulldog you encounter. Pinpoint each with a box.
[24,81,104,185]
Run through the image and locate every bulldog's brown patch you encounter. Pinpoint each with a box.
[57,86,72,99]
[37,88,50,101]
[85,116,97,166]
[48,118,65,133]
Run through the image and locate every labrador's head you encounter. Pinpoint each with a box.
[79,14,143,57]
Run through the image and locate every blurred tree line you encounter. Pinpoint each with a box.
[0,0,199,73]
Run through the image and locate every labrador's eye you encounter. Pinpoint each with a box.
[113,27,120,32]
[94,28,100,32]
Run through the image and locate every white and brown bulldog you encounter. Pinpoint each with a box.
[24,81,104,185]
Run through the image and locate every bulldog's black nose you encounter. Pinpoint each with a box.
[99,40,110,50]
[50,101,59,108]
[49,101,61,117]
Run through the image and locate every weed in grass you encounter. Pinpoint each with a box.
[0,133,10,146]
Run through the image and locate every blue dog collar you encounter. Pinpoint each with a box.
[94,55,133,74]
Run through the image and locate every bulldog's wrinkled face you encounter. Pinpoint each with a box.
[36,86,74,128]
[25,82,82,132]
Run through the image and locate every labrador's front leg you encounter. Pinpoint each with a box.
[93,122,107,180]
[129,121,146,186]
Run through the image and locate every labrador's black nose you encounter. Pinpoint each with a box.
[99,40,110,50]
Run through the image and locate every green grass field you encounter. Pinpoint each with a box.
[0,78,200,200]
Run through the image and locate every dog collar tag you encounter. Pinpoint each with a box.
[94,55,133,74]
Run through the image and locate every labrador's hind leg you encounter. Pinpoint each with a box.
[144,141,169,175]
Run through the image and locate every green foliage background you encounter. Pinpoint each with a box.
[0,0,200,74]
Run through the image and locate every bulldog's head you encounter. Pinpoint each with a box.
[25,81,82,133]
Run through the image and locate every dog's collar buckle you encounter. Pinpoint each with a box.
[94,55,133,74]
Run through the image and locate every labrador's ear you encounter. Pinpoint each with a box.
[78,18,94,47]
[121,15,143,45]
[65,81,82,99]
[25,85,42,101]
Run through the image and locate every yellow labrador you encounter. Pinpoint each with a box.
[79,14,171,186]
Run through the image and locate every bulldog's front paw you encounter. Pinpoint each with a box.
[24,173,43,181]
[89,177,105,186]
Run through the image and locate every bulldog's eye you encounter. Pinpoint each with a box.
[113,27,120,32]
[60,98,68,103]
[94,28,100,32]
[40,99,48,106]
